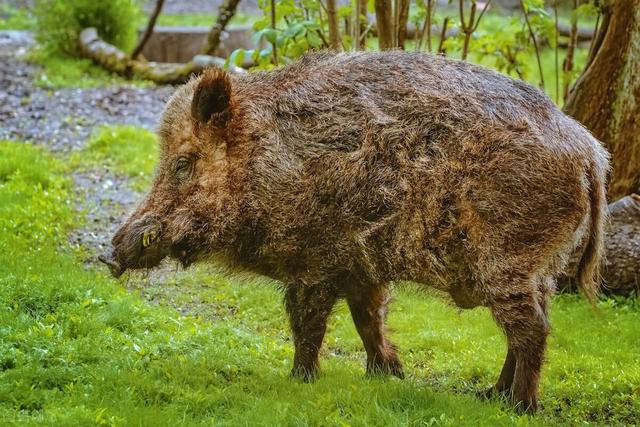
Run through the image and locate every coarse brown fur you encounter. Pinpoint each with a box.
[101,51,609,413]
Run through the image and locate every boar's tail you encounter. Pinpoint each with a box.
[575,161,607,305]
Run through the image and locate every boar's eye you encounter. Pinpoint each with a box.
[172,156,194,182]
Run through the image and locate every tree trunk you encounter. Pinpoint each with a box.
[326,0,341,50]
[200,0,242,56]
[396,0,410,48]
[564,0,640,201]
[375,0,393,49]
[358,0,368,50]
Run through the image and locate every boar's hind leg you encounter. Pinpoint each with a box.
[284,283,338,381]
[346,284,404,379]
[490,286,550,414]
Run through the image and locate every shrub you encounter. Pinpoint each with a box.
[33,0,141,56]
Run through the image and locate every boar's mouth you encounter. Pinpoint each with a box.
[99,216,171,278]
[170,241,198,269]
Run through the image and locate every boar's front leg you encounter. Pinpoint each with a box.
[346,284,404,379]
[284,283,338,381]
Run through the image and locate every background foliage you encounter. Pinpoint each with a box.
[33,0,141,56]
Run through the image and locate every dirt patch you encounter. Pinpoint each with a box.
[0,32,174,152]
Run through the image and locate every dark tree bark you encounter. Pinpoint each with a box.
[459,0,491,60]
[418,0,435,52]
[438,17,450,54]
[200,0,242,56]
[375,0,393,49]
[564,0,640,201]
[131,0,165,60]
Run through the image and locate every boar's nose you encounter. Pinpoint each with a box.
[98,252,124,278]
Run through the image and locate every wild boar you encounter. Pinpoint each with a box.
[99,51,609,413]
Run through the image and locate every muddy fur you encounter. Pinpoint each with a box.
[103,51,609,413]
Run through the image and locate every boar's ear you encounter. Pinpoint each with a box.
[191,68,232,128]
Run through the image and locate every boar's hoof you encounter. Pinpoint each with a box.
[478,387,539,414]
[366,359,404,379]
[290,366,318,383]
[477,385,510,401]
[512,397,539,415]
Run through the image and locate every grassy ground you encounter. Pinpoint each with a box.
[153,12,255,27]
[0,5,35,30]
[72,125,159,191]
[1,132,639,425]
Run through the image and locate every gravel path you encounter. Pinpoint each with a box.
[0,30,173,263]
[0,32,174,152]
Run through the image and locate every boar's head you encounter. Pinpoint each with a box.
[100,69,248,277]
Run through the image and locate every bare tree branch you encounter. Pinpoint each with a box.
[201,0,242,56]
[131,0,165,60]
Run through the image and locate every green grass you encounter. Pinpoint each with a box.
[73,125,159,191]
[0,5,35,30]
[1,138,639,425]
[152,12,255,27]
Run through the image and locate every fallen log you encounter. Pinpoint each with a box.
[600,194,640,296]
[79,28,244,85]
[561,194,640,296]
[557,21,595,42]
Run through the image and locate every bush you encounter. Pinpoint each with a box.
[33,0,141,56]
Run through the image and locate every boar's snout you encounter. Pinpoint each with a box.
[98,252,124,278]
[99,215,166,278]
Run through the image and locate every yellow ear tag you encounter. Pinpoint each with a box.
[142,230,157,248]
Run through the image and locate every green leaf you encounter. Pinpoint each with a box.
[229,48,247,67]
[306,29,322,48]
